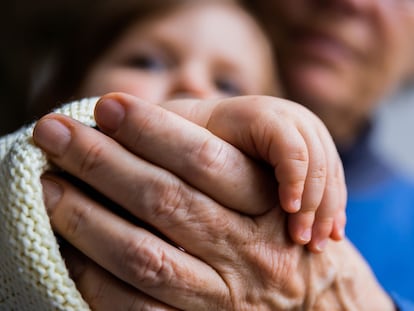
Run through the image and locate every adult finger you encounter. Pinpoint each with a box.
[33,95,276,216]
[41,174,230,310]
[95,93,277,215]
[61,244,178,311]
[33,110,271,255]
[41,173,319,310]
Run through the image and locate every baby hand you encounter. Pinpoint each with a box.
[204,96,347,253]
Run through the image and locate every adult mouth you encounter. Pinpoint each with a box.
[286,27,357,65]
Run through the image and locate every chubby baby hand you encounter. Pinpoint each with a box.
[204,96,347,253]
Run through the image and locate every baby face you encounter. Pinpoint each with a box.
[78,1,278,103]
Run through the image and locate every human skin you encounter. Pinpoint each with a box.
[77,0,277,101]
[251,0,414,148]
[36,93,392,310]
[59,1,344,248]
[31,0,386,309]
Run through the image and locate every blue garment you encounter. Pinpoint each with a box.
[341,127,414,308]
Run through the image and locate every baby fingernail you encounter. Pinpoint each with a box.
[291,199,301,212]
[95,98,125,133]
[41,177,63,214]
[315,239,328,252]
[33,118,71,156]
[300,228,311,243]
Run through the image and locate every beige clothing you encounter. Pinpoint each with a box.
[0,98,99,310]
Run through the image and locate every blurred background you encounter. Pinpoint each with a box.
[1,1,414,178]
[372,87,414,177]
[0,0,103,135]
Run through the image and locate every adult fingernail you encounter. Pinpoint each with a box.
[33,118,71,156]
[41,177,63,214]
[95,98,125,133]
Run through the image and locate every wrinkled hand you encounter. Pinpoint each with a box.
[43,173,318,310]
[35,93,390,310]
[166,95,347,250]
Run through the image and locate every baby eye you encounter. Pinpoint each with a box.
[215,77,243,96]
[126,54,168,72]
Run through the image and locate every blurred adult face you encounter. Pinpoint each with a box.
[78,1,277,103]
[255,0,414,144]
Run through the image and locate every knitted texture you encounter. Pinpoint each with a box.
[0,98,99,310]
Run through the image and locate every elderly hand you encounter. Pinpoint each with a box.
[168,95,347,250]
[36,93,393,310]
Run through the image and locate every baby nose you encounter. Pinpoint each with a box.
[170,64,216,100]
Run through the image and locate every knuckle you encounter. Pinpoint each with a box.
[122,238,174,288]
[309,165,327,181]
[78,140,106,177]
[325,161,347,210]
[254,246,305,304]
[143,173,192,221]
[64,202,92,238]
[194,137,229,175]
[286,148,309,167]
[276,150,308,183]
[316,214,335,226]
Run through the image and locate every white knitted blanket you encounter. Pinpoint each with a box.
[0,98,99,310]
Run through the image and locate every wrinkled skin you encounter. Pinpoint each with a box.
[30,0,407,309]
[37,93,392,310]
